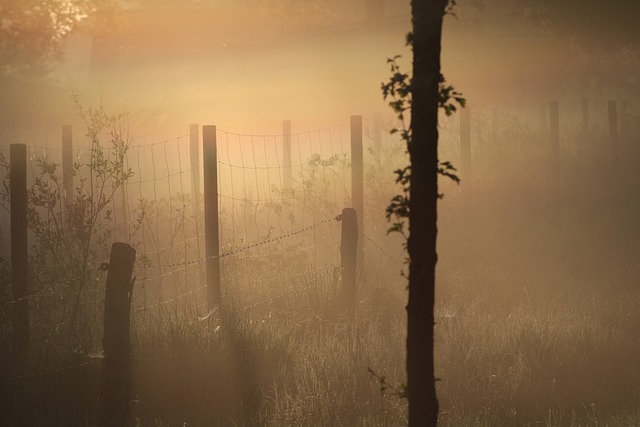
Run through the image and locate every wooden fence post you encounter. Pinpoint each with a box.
[100,242,136,427]
[339,207,358,313]
[203,125,221,308]
[608,100,619,170]
[10,143,29,372]
[350,115,363,267]
[283,120,292,191]
[62,125,74,207]
[549,101,560,191]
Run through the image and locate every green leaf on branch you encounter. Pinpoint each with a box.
[438,161,460,184]
[382,54,465,243]
[439,74,466,116]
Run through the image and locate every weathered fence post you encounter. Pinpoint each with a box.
[549,101,560,191]
[350,115,363,267]
[10,143,29,372]
[190,123,201,198]
[460,106,471,186]
[203,125,221,308]
[283,120,292,191]
[100,242,136,427]
[608,100,620,170]
[339,207,358,313]
[62,125,74,207]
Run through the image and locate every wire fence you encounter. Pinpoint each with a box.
[8,93,625,385]
[2,96,635,339]
[0,116,411,385]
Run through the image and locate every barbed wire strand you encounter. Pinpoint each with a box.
[359,231,403,268]
[216,124,343,139]
[142,215,339,270]
[230,269,332,314]
[3,273,86,307]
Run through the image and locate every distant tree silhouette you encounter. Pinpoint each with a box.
[514,0,640,49]
[0,0,122,76]
[513,0,640,90]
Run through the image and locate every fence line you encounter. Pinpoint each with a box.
[0,115,371,389]
[359,231,403,268]
[128,215,341,321]
[138,215,339,269]
[228,268,334,314]
[133,284,207,315]
[132,239,337,288]
[2,273,84,307]
[1,99,638,405]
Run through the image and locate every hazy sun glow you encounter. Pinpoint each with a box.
[0,1,639,426]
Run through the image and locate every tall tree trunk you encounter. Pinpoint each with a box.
[407,1,447,425]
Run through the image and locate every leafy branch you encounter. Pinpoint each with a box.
[381,53,465,242]
[23,95,136,345]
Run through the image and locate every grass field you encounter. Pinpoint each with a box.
[3,184,639,426]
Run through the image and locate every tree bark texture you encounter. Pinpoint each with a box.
[408,1,447,426]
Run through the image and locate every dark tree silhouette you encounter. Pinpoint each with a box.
[407,0,448,425]
[0,0,122,76]
[514,0,640,48]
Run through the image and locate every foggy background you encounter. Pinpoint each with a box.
[0,0,639,425]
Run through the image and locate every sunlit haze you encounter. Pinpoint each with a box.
[1,1,639,425]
